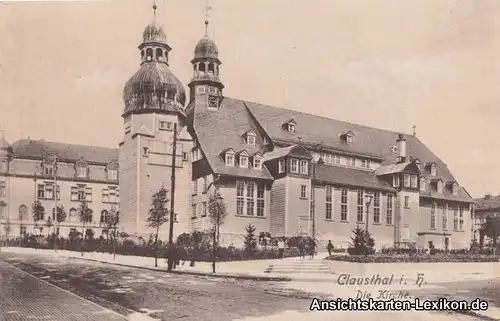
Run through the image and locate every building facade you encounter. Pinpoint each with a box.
[0,11,475,250]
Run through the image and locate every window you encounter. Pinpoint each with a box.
[143,147,149,157]
[159,121,173,131]
[208,86,217,94]
[431,202,436,229]
[442,204,448,230]
[100,210,109,224]
[37,183,60,200]
[0,161,6,172]
[247,135,256,146]
[287,123,295,132]
[246,182,255,216]
[192,204,197,218]
[290,159,298,173]
[404,174,410,187]
[125,122,131,134]
[325,185,333,220]
[197,86,206,94]
[239,156,248,168]
[108,169,118,180]
[340,188,348,221]
[102,188,119,203]
[278,159,285,173]
[356,189,364,223]
[452,183,458,195]
[366,160,371,169]
[361,159,367,168]
[404,196,410,208]
[20,226,26,236]
[236,181,245,215]
[299,160,308,174]
[324,154,332,164]
[71,185,91,202]
[373,192,380,224]
[334,155,341,164]
[263,137,269,145]
[386,194,393,225]
[225,153,235,166]
[453,207,458,230]
[437,181,443,193]
[420,178,426,191]
[346,134,353,143]
[347,157,355,167]
[253,157,262,169]
[300,185,308,199]
[393,176,400,187]
[410,175,417,188]
[192,179,198,195]
[44,166,53,176]
[202,202,207,217]
[76,166,87,178]
[459,206,464,230]
[202,177,208,193]
[0,181,5,197]
[182,152,188,161]
[257,184,265,217]
[431,165,437,176]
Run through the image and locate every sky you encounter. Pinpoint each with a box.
[0,0,499,198]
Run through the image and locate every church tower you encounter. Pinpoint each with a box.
[119,3,192,238]
[187,15,224,112]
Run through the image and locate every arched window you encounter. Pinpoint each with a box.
[156,48,163,61]
[208,63,214,74]
[86,209,93,223]
[18,205,28,220]
[146,48,153,61]
[199,62,206,72]
[100,210,109,224]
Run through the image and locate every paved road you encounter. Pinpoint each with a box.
[0,259,127,321]
[0,252,315,321]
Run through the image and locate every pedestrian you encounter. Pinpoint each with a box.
[298,238,305,259]
[278,238,285,259]
[327,240,334,256]
[309,238,316,259]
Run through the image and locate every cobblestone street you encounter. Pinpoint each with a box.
[0,252,314,321]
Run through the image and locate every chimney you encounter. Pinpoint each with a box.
[396,134,406,163]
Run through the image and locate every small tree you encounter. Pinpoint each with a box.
[244,223,257,254]
[146,187,169,268]
[481,216,500,248]
[348,226,375,255]
[208,188,228,273]
[105,206,119,260]
[31,201,45,248]
[77,200,92,256]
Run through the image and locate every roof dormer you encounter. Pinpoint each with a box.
[413,158,421,172]
[75,157,89,179]
[242,130,257,146]
[341,130,354,143]
[426,162,437,176]
[447,181,459,195]
[282,119,296,133]
[431,178,444,193]
[252,152,263,169]
[237,150,250,168]
[220,148,235,166]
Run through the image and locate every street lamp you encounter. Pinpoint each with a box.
[364,192,374,233]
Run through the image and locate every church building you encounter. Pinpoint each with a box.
[0,6,474,250]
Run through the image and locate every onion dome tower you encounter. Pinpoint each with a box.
[122,3,186,117]
[188,8,224,110]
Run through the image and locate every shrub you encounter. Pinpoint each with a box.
[244,223,257,254]
[326,253,499,263]
[348,226,375,255]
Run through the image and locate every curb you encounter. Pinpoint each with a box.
[65,256,293,282]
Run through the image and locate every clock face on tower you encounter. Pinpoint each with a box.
[208,95,219,108]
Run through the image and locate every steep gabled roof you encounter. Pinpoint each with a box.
[11,139,118,165]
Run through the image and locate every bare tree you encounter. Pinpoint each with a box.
[53,205,67,251]
[105,206,119,260]
[146,187,169,268]
[208,188,228,273]
[77,200,92,256]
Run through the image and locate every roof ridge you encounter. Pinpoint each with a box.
[12,139,118,151]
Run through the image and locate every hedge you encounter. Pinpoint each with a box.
[326,253,499,263]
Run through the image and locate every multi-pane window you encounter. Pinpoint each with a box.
[76,166,87,178]
[44,166,54,176]
[37,184,60,200]
[278,159,285,173]
[300,185,308,199]
[257,185,265,217]
[453,207,458,230]
[225,153,235,166]
[299,160,308,174]
[340,188,348,221]
[325,185,333,220]
[386,194,393,225]
[239,156,248,168]
[442,204,448,229]
[254,158,261,169]
[410,175,417,188]
[108,169,118,180]
[246,182,255,216]
[356,189,364,223]
[404,174,410,187]
[347,157,355,167]
[247,135,255,146]
[459,206,464,230]
[373,192,380,224]
[420,178,426,191]
[361,159,367,168]
[393,176,400,187]
[431,202,436,229]
[334,155,341,164]
[404,196,410,208]
[290,159,298,173]
[0,181,6,197]
[203,177,208,193]
[102,188,119,203]
[159,121,173,131]
[236,181,245,215]
[70,186,91,201]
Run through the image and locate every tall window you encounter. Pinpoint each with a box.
[420,178,426,191]
[239,156,249,168]
[278,159,285,173]
[404,196,410,208]
[325,185,333,220]
[44,166,53,176]
[437,181,443,193]
[192,204,197,218]
[0,181,5,197]
[290,159,298,173]
[299,160,308,174]
[236,181,245,215]
[247,182,255,216]
[300,185,308,199]
[453,207,458,230]
[404,174,410,187]
[37,184,60,200]
[386,194,393,225]
[257,184,265,217]
[201,202,207,217]
[203,177,208,193]
[373,192,380,224]
[459,206,464,230]
[356,189,364,223]
[393,176,400,187]
[431,164,437,176]
[410,175,417,188]
[442,203,448,230]
[431,202,436,229]
[192,179,198,195]
[340,188,348,221]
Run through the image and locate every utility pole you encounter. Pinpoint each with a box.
[167,123,178,272]
[53,155,58,251]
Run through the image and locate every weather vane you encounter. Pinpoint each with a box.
[204,0,213,36]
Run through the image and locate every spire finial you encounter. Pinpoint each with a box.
[412,124,417,136]
[153,0,158,22]
[204,0,212,36]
